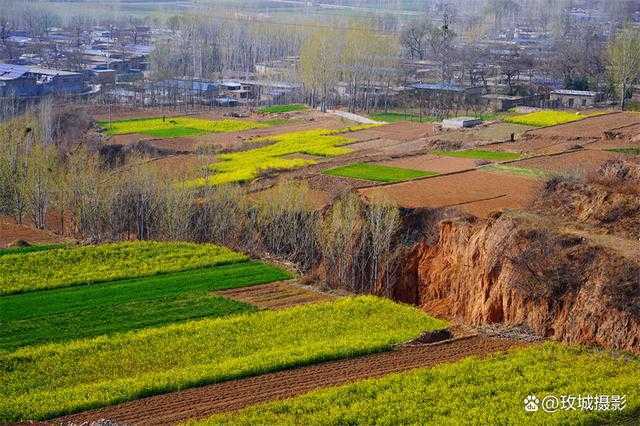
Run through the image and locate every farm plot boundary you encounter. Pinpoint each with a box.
[57,336,519,425]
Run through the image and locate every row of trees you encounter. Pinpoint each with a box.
[299,24,399,112]
[150,12,305,81]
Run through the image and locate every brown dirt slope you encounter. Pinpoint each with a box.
[531,160,640,239]
[512,149,623,176]
[56,336,520,425]
[0,217,65,248]
[414,213,640,355]
[215,282,334,309]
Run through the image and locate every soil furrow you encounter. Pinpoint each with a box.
[57,336,522,425]
[215,282,333,309]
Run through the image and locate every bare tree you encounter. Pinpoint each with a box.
[400,21,429,60]
[299,28,342,112]
[426,9,457,82]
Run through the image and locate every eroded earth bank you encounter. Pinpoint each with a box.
[365,159,640,354]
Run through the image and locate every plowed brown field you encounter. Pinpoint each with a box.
[56,336,521,425]
[381,154,478,174]
[215,282,334,309]
[359,170,541,218]
[512,149,623,176]
[529,112,639,139]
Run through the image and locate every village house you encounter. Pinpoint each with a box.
[0,63,89,97]
[550,89,603,108]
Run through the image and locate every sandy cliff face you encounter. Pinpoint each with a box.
[411,215,640,354]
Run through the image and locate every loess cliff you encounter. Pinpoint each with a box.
[412,214,639,354]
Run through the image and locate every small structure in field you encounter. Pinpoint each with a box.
[550,89,603,108]
[442,117,482,129]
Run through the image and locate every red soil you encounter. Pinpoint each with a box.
[359,170,541,218]
[512,149,623,177]
[348,121,437,142]
[56,336,521,425]
[529,112,640,139]
[484,137,588,156]
[381,154,478,174]
[415,215,640,355]
[215,281,334,309]
[0,217,65,248]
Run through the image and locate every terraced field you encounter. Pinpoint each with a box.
[99,116,275,138]
[0,261,289,351]
[0,296,445,421]
[197,343,640,425]
[503,110,604,127]
[0,241,246,295]
[59,336,519,425]
[258,104,307,114]
[185,126,374,187]
[432,149,521,161]
[0,243,64,256]
[324,163,437,183]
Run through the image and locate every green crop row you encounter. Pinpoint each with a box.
[324,163,437,183]
[0,244,65,257]
[0,241,247,295]
[368,112,438,123]
[432,149,521,161]
[480,164,549,179]
[0,261,290,351]
[0,296,446,421]
[197,343,640,425]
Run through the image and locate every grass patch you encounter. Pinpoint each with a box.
[258,104,307,114]
[432,149,521,161]
[0,244,64,257]
[475,112,501,121]
[0,296,446,421]
[503,110,603,127]
[0,241,247,295]
[198,343,640,425]
[607,147,640,156]
[98,116,271,138]
[480,164,548,179]
[368,112,438,123]
[185,126,376,187]
[324,163,437,183]
[0,261,289,351]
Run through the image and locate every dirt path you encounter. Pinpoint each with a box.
[215,281,335,309]
[328,109,385,124]
[56,336,521,425]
